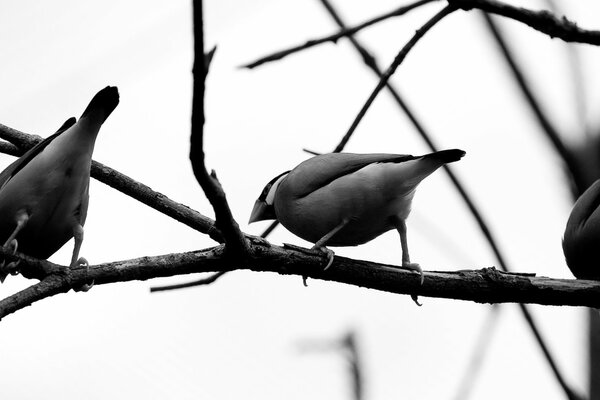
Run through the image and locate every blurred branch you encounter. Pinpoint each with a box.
[481,13,583,193]
[189,0,248,255]
[0,122,223,243]
[452,305,501,400]
[3,238,600,320]
[450,0,600,45]
[240,0,439,69]
[298,330,364,400]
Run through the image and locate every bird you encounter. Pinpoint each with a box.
[249,149,465,283]
[563,179,600,279]
[0,86,119,288]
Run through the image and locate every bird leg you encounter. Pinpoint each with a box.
[298,219,349,286]
[394,218,424,306]
[312,218,349,270]
[71,223,93,292]
[0,210,29,282]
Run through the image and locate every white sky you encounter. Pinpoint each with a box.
[0,0,599,399]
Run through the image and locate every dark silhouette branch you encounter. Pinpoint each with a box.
[449,0,600,45]
[240,0,439,69]
[0,123,223,243]
[150,270,227,292]
[189,0,248,255]
[337,4,456,150]
[3,238,600,320]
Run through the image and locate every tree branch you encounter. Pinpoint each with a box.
[0,122,223,243]
[322,4,581,397]
[449,0,600,45]
[3,238,600,320]
[189,0,248,255]
[240,0,439,69]
[338,4,456,149]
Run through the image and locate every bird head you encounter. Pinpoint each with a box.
[249,171,289,223]
[563,179,600,279]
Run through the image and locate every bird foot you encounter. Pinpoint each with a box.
[0,239,20,283]
[402,262,423,306]
[312,245,335,271]
[72,257,94,292]
[402,262,424,285]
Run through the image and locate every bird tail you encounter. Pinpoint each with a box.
[80,86,120,123]
[422,149,465,164]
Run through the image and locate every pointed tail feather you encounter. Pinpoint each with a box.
[80,86,120,123]
[422,149,465,164]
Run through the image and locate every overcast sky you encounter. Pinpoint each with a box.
[0,1,599,399]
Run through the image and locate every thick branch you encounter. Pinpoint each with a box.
[2,238,600,320]
[449,0,600,45]
[0,122,223,243]
[189,0,248,255]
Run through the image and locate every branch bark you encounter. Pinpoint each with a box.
[189,0,248,255]
[2,238,600,320]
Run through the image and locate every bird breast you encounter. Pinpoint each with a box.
[275,162,417,246]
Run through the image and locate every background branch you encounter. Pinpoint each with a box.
[240,0,439,69]
[450,0,600,45]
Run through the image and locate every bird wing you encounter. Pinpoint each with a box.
[0,117,76,190]
[289,153,415,198]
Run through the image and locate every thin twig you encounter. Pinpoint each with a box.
[3,240,600,320]
[0,123,223,243]
[189,0,248,254]
[450,0,600,45]
[150,270,227,292]
[240,0,439,69]
[336,4,456,150]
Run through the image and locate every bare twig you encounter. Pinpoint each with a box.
[3,239,600,320]
[189,0,248,255]
[337,5,456,150]
[0,123,223,243]
[450,0,600,45]
[240,0,439,69]
[150,270,227,292]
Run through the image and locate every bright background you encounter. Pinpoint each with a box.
[0,0,599,399]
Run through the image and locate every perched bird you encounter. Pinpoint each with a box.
[249,149,465,280]
[563,179,600,279]
[0,86,119,287]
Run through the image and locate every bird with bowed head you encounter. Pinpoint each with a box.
[563,179,600,280]
[0,86,119,289]
[249,149,466,284]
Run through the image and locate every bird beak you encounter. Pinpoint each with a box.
[249,200,275,223]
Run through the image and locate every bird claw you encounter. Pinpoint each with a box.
[402,262,424,285]
[402,262,423,306]
[0,239,20,283]
[312,246,335,270]
[72,257,94,292]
